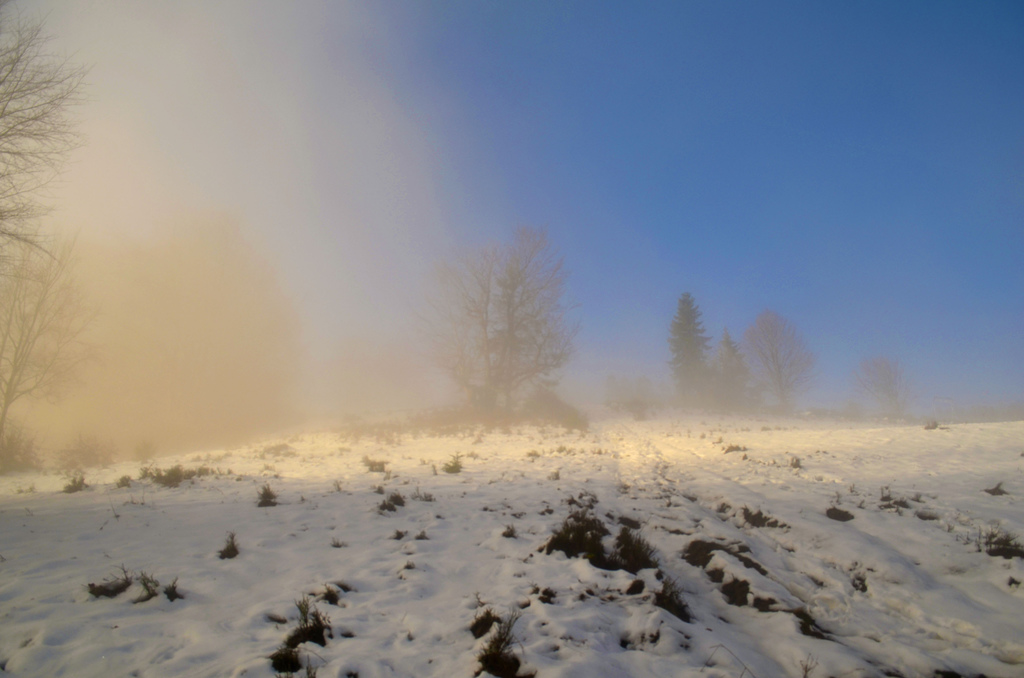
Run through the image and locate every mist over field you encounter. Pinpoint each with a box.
[2,0,1021,462]
[1,5,1023,677]
[20,218,301,454]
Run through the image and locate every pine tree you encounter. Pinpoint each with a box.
[668,293,710,404]
[711,328,752,411]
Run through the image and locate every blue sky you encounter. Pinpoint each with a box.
[35,1,1024,413]
[364,1,1024,408]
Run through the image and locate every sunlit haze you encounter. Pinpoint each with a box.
[19,0,1024,445]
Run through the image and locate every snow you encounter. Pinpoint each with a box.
[1,416,1022,677]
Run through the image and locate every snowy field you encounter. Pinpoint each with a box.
[1,416,1022,678]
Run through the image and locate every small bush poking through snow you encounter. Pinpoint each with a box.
[286,596,332,648]
[63,473,87,493]
[411,487,434,502]
[269,646,301,673]
[330,538,347,548]
[442,453,463,474]
[378,491,406,512]
[610,527,659,574]
[654,574,691,622]
[979,527,1024,559]
[257,483,278,507]
[163,577,184,601]
[87,565,133,598]
[502,524,518,539]
[470,607,500,638]
[134,571,160,603]
[544,509,610,566]
[476,609,533,678]
[116,475,131,489]
[361,456,388,473]
[219,532,240,559]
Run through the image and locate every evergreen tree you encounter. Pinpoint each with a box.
[668,293,710,403]
[711,327,752,411]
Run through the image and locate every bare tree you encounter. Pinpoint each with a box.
[0,1,84,256]
[425,227,577,412]
[0,238,90,444]
[855,356,910,419]
[742,310,815,411]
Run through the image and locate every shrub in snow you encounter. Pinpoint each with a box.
[411,487,434,501]
[0,424,39,474]
[163,577,184,601]
[257,483,278,507]
[361,456,387,473]
[979,527,1024,559]
[286,596,332,648]
[87,565,132,598]
[610,527,659,574]
[219,532,240,559]
[442,452,463,474]
[269,646,301,673]
[470,607,500,638]
[476,609,533,678]
[133,571,160,603]
[653,574,691,622]
[378,491,405,512]
[544,509,612,568]
[63,473,87,493]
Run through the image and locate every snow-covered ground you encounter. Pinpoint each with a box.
[1,416,1022,678]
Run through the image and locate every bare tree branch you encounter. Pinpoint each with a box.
[0,1,85,258]
[0,238,92,442]
[743,310,815,411]
[855,356,910,419]
[423,227,577,411]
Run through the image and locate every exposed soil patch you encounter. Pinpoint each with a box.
[826,507,854,522]
[741,506,786,528]
[983,482,1008,496]
[719,577,750,606]
[682,539,768,576]
[788,608,828,639]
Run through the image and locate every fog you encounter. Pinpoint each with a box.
[10,1,456,454]
[21,217,301,453]
[6,1,1022,462]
